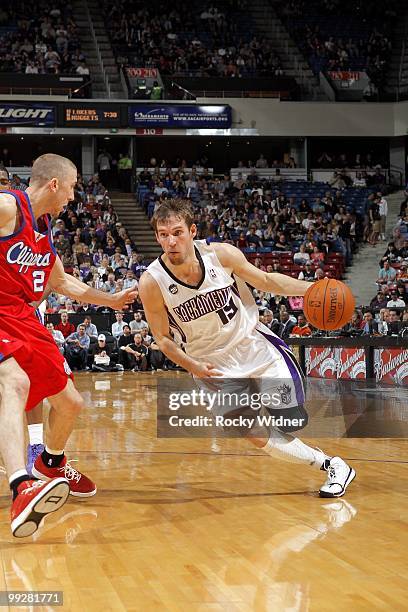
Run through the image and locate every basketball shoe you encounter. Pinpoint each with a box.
[11,478,70,538]
[32,455,97,497]
[319,456,356,498]
[26,443,45,476]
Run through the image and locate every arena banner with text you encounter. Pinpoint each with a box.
[0,103,55,126]
[305,347,366,380]
[305,347,338,378]
[336,348,366,380]
[374,348,408,386]
[128,104,232,128]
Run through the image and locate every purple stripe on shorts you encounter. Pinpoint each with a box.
[257,328,305,406]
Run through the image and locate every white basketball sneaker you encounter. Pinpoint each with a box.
[319,456,356,498]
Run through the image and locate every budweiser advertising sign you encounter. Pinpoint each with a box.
[305,347,337,378]
[305,347,366,379]
[374,349,408,386]
[337,348,366,380]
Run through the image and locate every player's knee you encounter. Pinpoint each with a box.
[66,393,85,416]
[0,366,30,399]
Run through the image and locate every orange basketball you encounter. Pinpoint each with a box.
[303,278,355,331]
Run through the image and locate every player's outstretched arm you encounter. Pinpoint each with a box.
[212,242,312,296]
[139,272,221,377]
[48,255,137,310]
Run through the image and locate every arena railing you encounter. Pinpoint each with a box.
[229,168,307,181]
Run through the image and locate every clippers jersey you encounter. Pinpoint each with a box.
[147,240,300,377]
[0,190,56,319]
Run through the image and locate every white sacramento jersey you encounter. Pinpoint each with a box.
[147,239,305,391]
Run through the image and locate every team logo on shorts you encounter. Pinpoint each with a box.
[168,284,178,294]
[63,359,72,376]
[277,383,292,405]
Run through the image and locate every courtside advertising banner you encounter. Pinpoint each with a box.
[305,347,337,378]
[374,348,408,385]
[336,348,366,380]
[0,103,55,126]
[128,104,232,128]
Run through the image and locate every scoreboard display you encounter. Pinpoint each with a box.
[63,105,121,127]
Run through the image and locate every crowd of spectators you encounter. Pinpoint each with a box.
[361,195,408,334]
[47,309,179,372]
[272,0,398,88]
[315,150,387,171]
[0,1,88,75]
[103,0,284,78]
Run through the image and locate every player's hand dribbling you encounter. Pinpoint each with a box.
[109,288,137,311]
[190,361,222,378]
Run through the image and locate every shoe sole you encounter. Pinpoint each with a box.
[319,467,356,498]
[11,478,70,538]
[32,466,97,498]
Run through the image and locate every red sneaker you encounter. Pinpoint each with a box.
[32,455,97,498]
[11,478,70,538]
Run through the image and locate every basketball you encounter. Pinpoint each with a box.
[303,278,355,331]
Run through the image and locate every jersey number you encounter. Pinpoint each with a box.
[32,271,45,293]
[217,296,238,325]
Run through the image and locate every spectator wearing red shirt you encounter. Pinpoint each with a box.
[55,311,75,338]
[290,314,312,337]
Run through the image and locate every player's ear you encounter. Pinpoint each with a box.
[49,177,58,192]
[190,223,197,239]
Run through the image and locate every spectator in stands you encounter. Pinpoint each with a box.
[293,244,310,266]
[298,261,315,281]
[117,325,135,370]
[111,311,126,339]
[55,311,75,338]
[378,192,388,240]
[97,150,112,187]
[262,309,280,334]
[386,291,406,309]
[46,322,65,354]
[78,315,98,339]
[358,311,377,335]
[130,311,149,334]
[377,260,397,285]
[380,242,401,267]
[148,339,166,371]
[370,291,389,310]
[129,333,148,372]
[377,308,391,335]
[290,314,312,337]
[256,154,268,169]
[353,172,367,188]
[65,324,90,371]
[277,310,296,339]
[387,310,402,335]
[310,246,325,264]
[91,334,122,372]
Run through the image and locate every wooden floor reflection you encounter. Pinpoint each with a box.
[0,372,407,611]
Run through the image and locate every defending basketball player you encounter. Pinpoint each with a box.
[139,200,356,498]
[0,154,136,537]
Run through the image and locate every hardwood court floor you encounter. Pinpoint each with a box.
[0,372,407,611]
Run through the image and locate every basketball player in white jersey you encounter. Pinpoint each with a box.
[139,200,356,498]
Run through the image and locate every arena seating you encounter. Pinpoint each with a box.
[0,1,88,75]
[102,0,284,79]
[274,0,398,87]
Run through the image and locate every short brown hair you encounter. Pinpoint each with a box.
[151,198,194,232]
[30,153,77,185]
